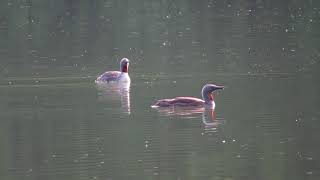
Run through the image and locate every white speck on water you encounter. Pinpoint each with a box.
[222,140,226,143]
[232,139,236,142]
[309,19,313,22]
[285,28,288,32]
[228,4,231,8]
[100,161,105,164]
[236,155,241,158]
[290,14,295,19]
[306,157,313,160]
[8,81,12,85]
[306,171,313,175]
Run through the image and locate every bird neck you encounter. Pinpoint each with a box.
[202,92,214,104]
[121,66,128,73]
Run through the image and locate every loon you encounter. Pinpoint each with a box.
[95,58,130,83]
[151,84,224,109]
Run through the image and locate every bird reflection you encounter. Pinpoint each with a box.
[201,108,219,133]
[154,106,219,128]
[96,82,131,114]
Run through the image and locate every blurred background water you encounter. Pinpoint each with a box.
[0,0,320,180]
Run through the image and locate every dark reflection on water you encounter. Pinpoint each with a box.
[1,0,320,180]
[152,105,221,128]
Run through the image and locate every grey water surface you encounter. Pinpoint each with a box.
[1,1,320,180]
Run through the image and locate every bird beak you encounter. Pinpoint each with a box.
[215,85,224,90]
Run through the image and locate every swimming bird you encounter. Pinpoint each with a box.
[95,58,130,83]
[151,84,224,109]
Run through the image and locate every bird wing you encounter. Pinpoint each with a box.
[96,71,121,82]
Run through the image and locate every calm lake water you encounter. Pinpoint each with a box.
[1,1,320,180]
